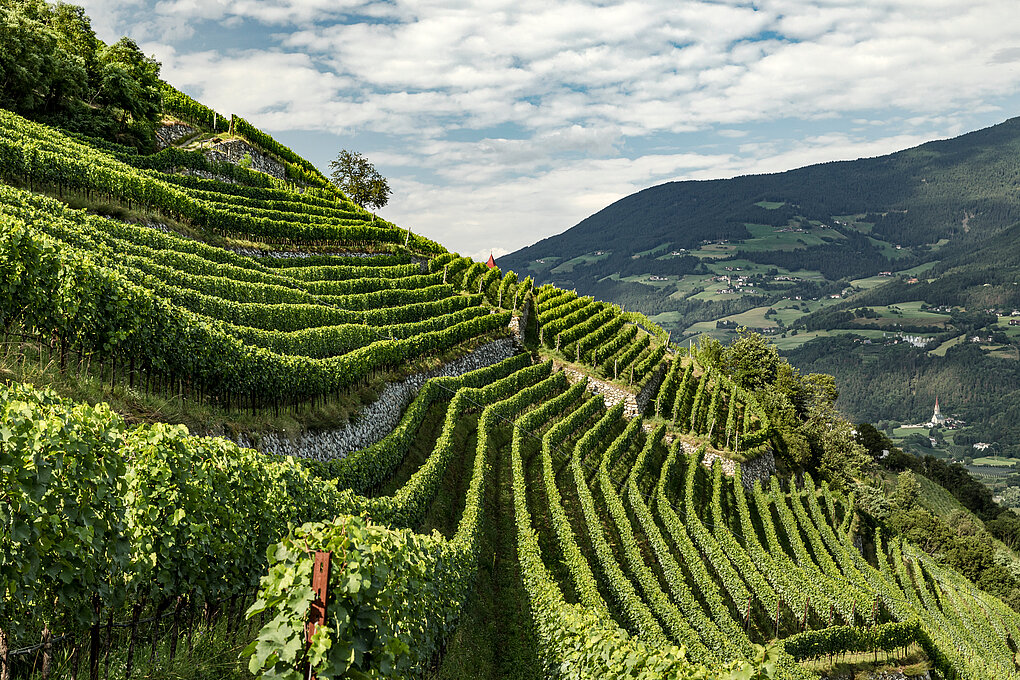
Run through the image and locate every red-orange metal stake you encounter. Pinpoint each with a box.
[305,551,332,680]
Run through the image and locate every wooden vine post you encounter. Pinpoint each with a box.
[0,625,9,680]
[89,594,101,680]
[304,551,332,680]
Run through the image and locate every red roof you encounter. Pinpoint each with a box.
[485,254,496,269]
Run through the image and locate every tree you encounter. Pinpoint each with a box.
[818,420,873,489]
[892,470,920,510]
[721,329,781,390]
[329,150,391,212]
[0,0,160,147]
[97,37,161,127]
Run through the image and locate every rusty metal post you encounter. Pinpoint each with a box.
[304,551,332,680]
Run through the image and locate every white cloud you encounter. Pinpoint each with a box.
[79,0,1020,258]
[380,129,945,258]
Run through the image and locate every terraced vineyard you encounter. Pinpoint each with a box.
[3,101,1020,680]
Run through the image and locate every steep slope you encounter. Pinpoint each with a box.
[4,40,1020,680]
[498,118,1020,458]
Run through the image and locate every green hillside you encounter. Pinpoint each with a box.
[499,120,1020,459]
[5,4,1020,679]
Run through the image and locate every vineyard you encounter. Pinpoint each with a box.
[3,94,1020,680]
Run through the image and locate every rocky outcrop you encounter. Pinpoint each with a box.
[203,139,286,180]
[236,337,521,461]
[179,168,241,184]
[156,122,197,149]
[662,433,775,489]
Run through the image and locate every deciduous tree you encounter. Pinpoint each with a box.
[329,149,391,212]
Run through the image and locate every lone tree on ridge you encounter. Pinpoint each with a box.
[329,149,391,215]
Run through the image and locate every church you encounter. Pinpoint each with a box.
[927,396,947,428]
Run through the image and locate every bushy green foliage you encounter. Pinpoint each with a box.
[0,0,162,148]
[0,382,354,645]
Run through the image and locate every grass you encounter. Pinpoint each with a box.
[427,424,542,679]
[732,223,843,252]
[929,334,965,356]
[634,242,670,257]
[754,200,785,209]
[832,214,875,232]
[879,471,983,524]
[972,456,1018,467]
[12,598,256,680]
[796,644,929,677]
[850,274,896,290]
[550,251,611,274]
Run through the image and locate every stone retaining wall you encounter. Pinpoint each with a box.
[560,366,645,417]
[234,337,521,461]
[822,671,930,680]
[701,448,776,489]
[180,168,240,184]
[204,139,286,180]
[661,433,775,489]
[156,122,197,149]
[508,294,531,342]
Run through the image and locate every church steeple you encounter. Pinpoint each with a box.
[931,395,945,425]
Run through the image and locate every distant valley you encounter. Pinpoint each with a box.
[500,118,1020,463]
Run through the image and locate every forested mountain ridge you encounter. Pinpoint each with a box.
[500,116,1020,284]
[499,117,1020,459]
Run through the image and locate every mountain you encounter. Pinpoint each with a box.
[499,119,1020,458]
[500,118,1020,288]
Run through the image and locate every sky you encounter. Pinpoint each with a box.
[80,0,1020,262]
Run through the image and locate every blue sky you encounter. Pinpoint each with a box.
[81,0,1020,261]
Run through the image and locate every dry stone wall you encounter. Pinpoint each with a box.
[508,295,531,342]
[561,361,667,419]
[560,366,645,417]
[155,122,197,149]
[654,426,775,489]
[234,337,521,461]
[701,448,776,490]
[822,671,930,680]
[204,139,286,181]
